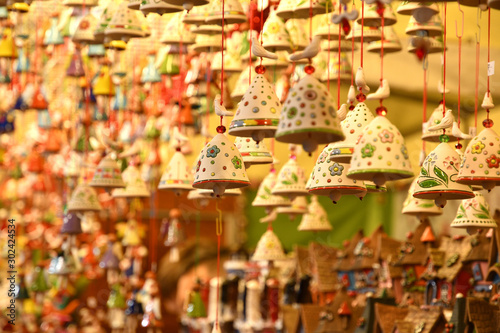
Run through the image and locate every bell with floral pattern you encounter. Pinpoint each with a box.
[298,196,332,231]
[276,196,308,220]
[413,142,474,208]
[234,137,273,169]
[272,153,308,200]
[307,143,366,203]
[90,154,125,189]
[294,0,333,18]
[105,2,145,42]
[252,228,286,261]
[252,169,291,212]
[205,0,246,25]
[262,9,292,52]
[67,183,102,212]
[348,115,413,187]
[192,133,250,196]
[457,127,500,191]
[451,192,496,234]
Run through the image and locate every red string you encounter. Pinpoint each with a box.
[309,0,313,42]
[326,2,331,93]
[350,4,355,88]
[360,1,364,68]
[249,4,253,86]
[206,53,211,138]
[179,24,184,124]
[422,65,427,159]
[457,35,462,137]
[474,40,480,128]
[220,0,225,106]
[336,3,342,109]
[215,232,221,328]
[442,3,446,124]
[379,11,384,107]
[487,8,491,121]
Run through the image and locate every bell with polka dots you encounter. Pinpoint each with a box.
[307,143,366,204]
[402,177,442,221]
[192,133,250,196]
[298,196,332,232]
[234,137,273,169]
[158,149,194,195]
[330,102,375,163]
[457,127,500,191]
[252,228,286,261]
[413,143,474,208]
[228,73,281,142]
[347,116,414,187]
[451,192,497,234]
[105,2,145,43]
[275,74,344,154]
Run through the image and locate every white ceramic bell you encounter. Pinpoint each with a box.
[271,156,308,200]
[158,150,193,195]
[251,229,286,261]
[253,170,292,211]
[234,137,273,168]
[402,177,442,220]
[112,165,150,198]
[298,196,332,231]
[67,183,102,212]
[451,192,497,234]
[90,155,125,189]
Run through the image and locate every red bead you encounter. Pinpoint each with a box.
[415,48,425,61]
[341,19,351,35]
[376,106,387,116]
[356,93,366,102]
[255,65,266,74]
[483,118,494,128]
[304,65,315,74]
[349,105,355,111]
[216,125,226,133]
[455,143,462,149]
[376,2,385,16]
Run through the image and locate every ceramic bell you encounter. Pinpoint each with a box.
[163,0,209,11]
[413,143,475,207]
[139,0,183,15]
[275,0,295,20]
[397,2,439,20]
[293,0,333,18]
[90,155,125,189]
[66,47,85,77]
[251,229,286,261]
[405,14,442,37]
[320,51,351,82]
[457,128,500,191]
[205,0,246,25]
[252,170,291,211]
[367,26,402,54]
[315,13,342,40]
[199,188,242,198]
[346,21,381,43]
[210,51,242,73]
[488,0,500,9]
[229,74,281,141]
[276,196,308,219]
[357,3,397,27]
[276,74,345,154]
[347,116,414,186]
[105,3,145,42]
[286,19,309,51]
[67,183,102,212]
[422,104,459,142]
[191,34,223,53]
[451,192,497,233]
[160,13,195,45]
[112,165,150,198]
[60,212,83,235]
[158,149,193,195]
[262,9,292,52]
[402,178,442,220]
[44,15,64,46]
[0,25,17,59]
[235,137,273,168]
[183,4,209,25]
[92,60,115,96]
[298,196,332,231]
[271,156,308,200]
[192,133,250,196]
[93,2,116,44]
[307,144,366,203]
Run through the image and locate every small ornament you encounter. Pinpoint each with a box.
[205,0,247,25]
[272,156,308,200]
[139,0,183,15]
[235,137,273,168]
[252,229,286,261]
[112,164,150,198]
[298,196,332,231]
[253,169,292,212]
[67,183,102,212]
[402,178,442,220]
[90,155,126,189]
[105,2,145,42]
[451,192,497,234]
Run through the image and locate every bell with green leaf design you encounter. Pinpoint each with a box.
[402,177,442,220]
[451,192,497,234]
[413,142,474,208]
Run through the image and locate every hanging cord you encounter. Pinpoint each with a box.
[326,1,331,93]
[248,2,254,85]
[259,0,264,67]
[214,200,223,330]
[474,9,481,129]
[179,21,184,132]
[309,0,313,42]
[360,1,364,68]
[422,58,428,161]
[441,2,447,135]
[379,8,384,109]
[220,0,225,111]
[455,4,464,149]
[350,3,355,89]
[486,8,491,122]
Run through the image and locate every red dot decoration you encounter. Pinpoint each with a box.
[304,65,315,74]
[483,118,494,128]
[255,65,266,74]
[216,125,226,133]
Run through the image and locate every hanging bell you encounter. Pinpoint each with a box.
[262,9,293,53]
[44,14,65,46]
[90,155,126,189]
[451,192,497,234]
[402,177,442,221]
[298,196,332,232]
[347,115,413,187]
[234,137,273,169]
[252,169,291,212]
[252,229,286,261]
[67,183,102,212]
[229,73,281,142]
[276,196,308,220]
[112,164,150,198]
[272,156,308,200]
[141,52,162,84]
[139,0,183,15]
[192,133,250,196]
[158,149,193,195]
[160,12,195,45]
[105,2,145,42]
[205,0,246,26]
[275,74,345,154]
[413,142,474,208]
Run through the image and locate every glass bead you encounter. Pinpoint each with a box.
[349,105,355,111]
[304,65,315,74]
[356,93,366,102]
[483,118,494,128]
[455,143,462,149]
[216,125,226,134]
[376,106,387,116]
[255,65,266,74]
[439,134,450,143]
